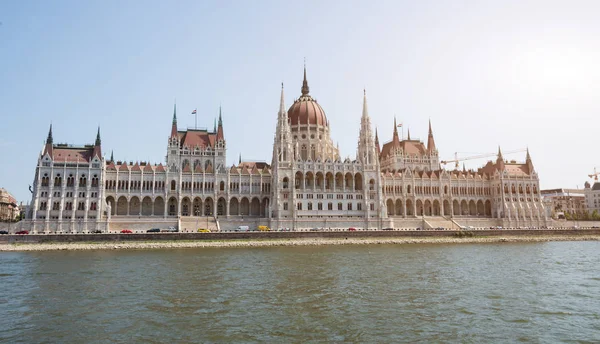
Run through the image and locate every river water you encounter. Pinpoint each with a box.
[1,242,600,343]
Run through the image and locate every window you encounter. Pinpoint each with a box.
[348,203,353,211]
[318,202,323,210]
[370,203,374,211]
[308,202,313,210]
[283,202,288,211]
[338,202,342,211]
[328,203,333,210]
[171,180,176,191]
[77,202,85,211]
[52,202,60,210]
[297,202,302,210]
[357,203,362,211]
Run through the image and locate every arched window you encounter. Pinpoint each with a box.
[301,145,308,161]
[171,180,176,191]
[328,203,333,210]
[297,202,302,210]
[220,181,225,191]
[318,202,323,210]
[308,202,313,210]
[282,177,289,189]
[54,174,62,187]
[311,145,316,160]
[338,202,343,211]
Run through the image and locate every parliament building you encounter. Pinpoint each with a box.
[24,68,547,232]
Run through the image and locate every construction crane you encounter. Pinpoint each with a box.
[441,149,527,169]
[589,167,599,181]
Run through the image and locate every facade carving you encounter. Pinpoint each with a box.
[25,67,547,232]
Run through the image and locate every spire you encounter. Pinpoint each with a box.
[172,102,177,125]
[462,163,466,172]
[407,128,411,140]
[427,119,436,153]
[279,82,286,115]
[301,61,310,96]
[525,147,534,173]
[218,105,223,126]
[496,146,505,170]
[110,150,114,162]
[239,153,242,165]
[95,126,101,146]
[170,102,178,138]
[375,127,380,154]
[213,118,217,133]
[362,89,369,118]
[217,107,224,141]
[393,117,399,142]
[46,124,53,145]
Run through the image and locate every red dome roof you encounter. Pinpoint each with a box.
[288,98,327,126]
[287,66,328,127]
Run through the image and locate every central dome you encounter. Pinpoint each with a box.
[287,67,328,127]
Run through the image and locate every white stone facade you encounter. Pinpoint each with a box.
[24,68,547,232]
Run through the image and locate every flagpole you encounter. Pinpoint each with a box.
[195,111,197,130]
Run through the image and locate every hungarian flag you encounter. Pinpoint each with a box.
[191,109,197,114]
[397,123,403,127]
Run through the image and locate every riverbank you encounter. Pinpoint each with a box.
[2,235,600,251]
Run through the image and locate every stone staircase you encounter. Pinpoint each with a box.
[179,216,219,233]
[423,217,459,230]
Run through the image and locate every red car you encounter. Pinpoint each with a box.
[16,230,29,235]
[120,229,133,234]
[348,227,356,231]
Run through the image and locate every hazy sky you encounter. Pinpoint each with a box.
[1,0,599,202]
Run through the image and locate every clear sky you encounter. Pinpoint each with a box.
[1,0,599,202]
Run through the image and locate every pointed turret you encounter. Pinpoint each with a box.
[375,127,380,156]
[407,128,411,140]
[525,147,534,173]
[393,117,400,143]
[217,106,224,141]
[110,150,114,163]
[272,82,293,165]
[93,126,102,159]
[95,126,101,146]
[170,102,178,138]
[301,62,310,96]
[239,153,242,165]
[279,82,286,116]
[496,146,505,170]
[43,124,54,157]
[46,124,53,145]
[362,89,368,118]
[357,89,376,164]
[427,119,436,153]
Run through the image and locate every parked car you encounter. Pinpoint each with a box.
[348,227,356,231]
[382,227,393,231]
[235,226,250,232]
[197,228,211,233]
[91,230,103,234]
[121,229,132,234]
[258,225,271,231]
[0,230,8,235]
[147,228,160,233]
[16,230,29,235]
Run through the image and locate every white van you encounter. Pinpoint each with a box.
[235,225,250,232]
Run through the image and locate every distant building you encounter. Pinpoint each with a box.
[23,66,547,233]
[584,181,600,215]
[0,188,19,221]
[540,188,587,219]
